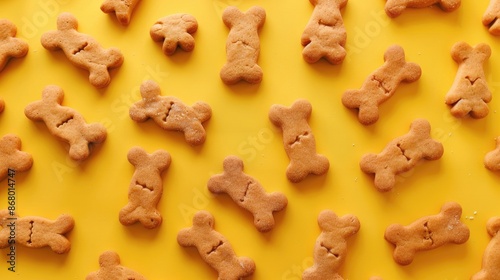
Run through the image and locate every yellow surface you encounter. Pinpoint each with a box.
[1,0,500,279]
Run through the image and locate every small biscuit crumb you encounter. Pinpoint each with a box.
[385,0,461,18]
[0,134,33,182]
[301,0,348,64]
[150,14,198,56]
[0,19,28,72]
[220,6,266,85]
[472,217,500,279]
[177,210,256,279]
[100,0,141,26]
[207,155,288,232]
[384,202,469,265]
[445,42,491,118]
[303,210,360,279]
[0,210,74,254]
[86,251,146,280]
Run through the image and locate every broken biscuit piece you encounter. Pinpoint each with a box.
[86,251,147,280]
[100,0,141,26]
[483,0,500,35]
[385,0,461,18]
[150,14,198,56]
[0,19,28,72]
[384,202,469,265]
[0,134,33,182]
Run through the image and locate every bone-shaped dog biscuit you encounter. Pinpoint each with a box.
[303,210,360,280]
[385,0,461,18]
[177,210,256,280]
[150,14,198,56]
[301,0,347,64]
[41,12,124,88]
[208,155,288,232]
[0,19,28,72]
[472,217,500,280]
[384,202,469,265]
[360,119,443,192]
[130,80,211,146]
[483,0,500,35]
[342,45,421,125]
[484,137,500,171]
[0,134,33,182]
[220,6,266,85]
[24,85,107,161]
[100,0,141,26]
[119,146,171,229]
[269,99,329,183]
[86,251,147,280]
[0,210,74,254]
[445,42,491,119]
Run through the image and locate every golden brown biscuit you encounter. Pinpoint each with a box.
[177,210,256,279]
[385,0,461,18]
[100,0,141,26]
[86,251,146,280]
[24,85,107,161]
[0,19,28,72]
[301,0,348,64]
[445,42,491,118]
[0,98,4,113]
[119,146,171,229]
[303,210,360,280]
[129,80,211,146]
[208,155,288,232]
[483,0,500,35]
[220,6,266,85]
[150,14,198,56]
[0,210,74,254]
[40,12,124,88]
[269,99,330,183]
[342,45,421,125]
[0,134,33,182]
[472,217,500,280]
[484,137,500,171]
[360,119,443,192]
[384,202,469,265]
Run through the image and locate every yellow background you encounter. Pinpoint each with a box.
[1,0,500,279]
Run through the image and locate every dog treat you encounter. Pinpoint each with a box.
[472,217,500,280]
[445,42,492,118]
[384,202,469,266]
[303,210,360,280]
[129,80,211,146]
[301,0,347,64]
[220,6,266,85]
[86,251,146,280]
[150,14,198,56]
[24,85,107,161]
[0,19,28,72]
[385,0,461,18]
[0,209,74,254]
[208,155,288,232]
[342,45,421,125]
[40,12,124,88]
[360,119,443,192]
[119,146,171,229]
[100,0,141,26]
[484,137,500,171]
[483,0,500,35]
[177,210,256,279]
[0,134,33,182]
[269,99,329,183]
